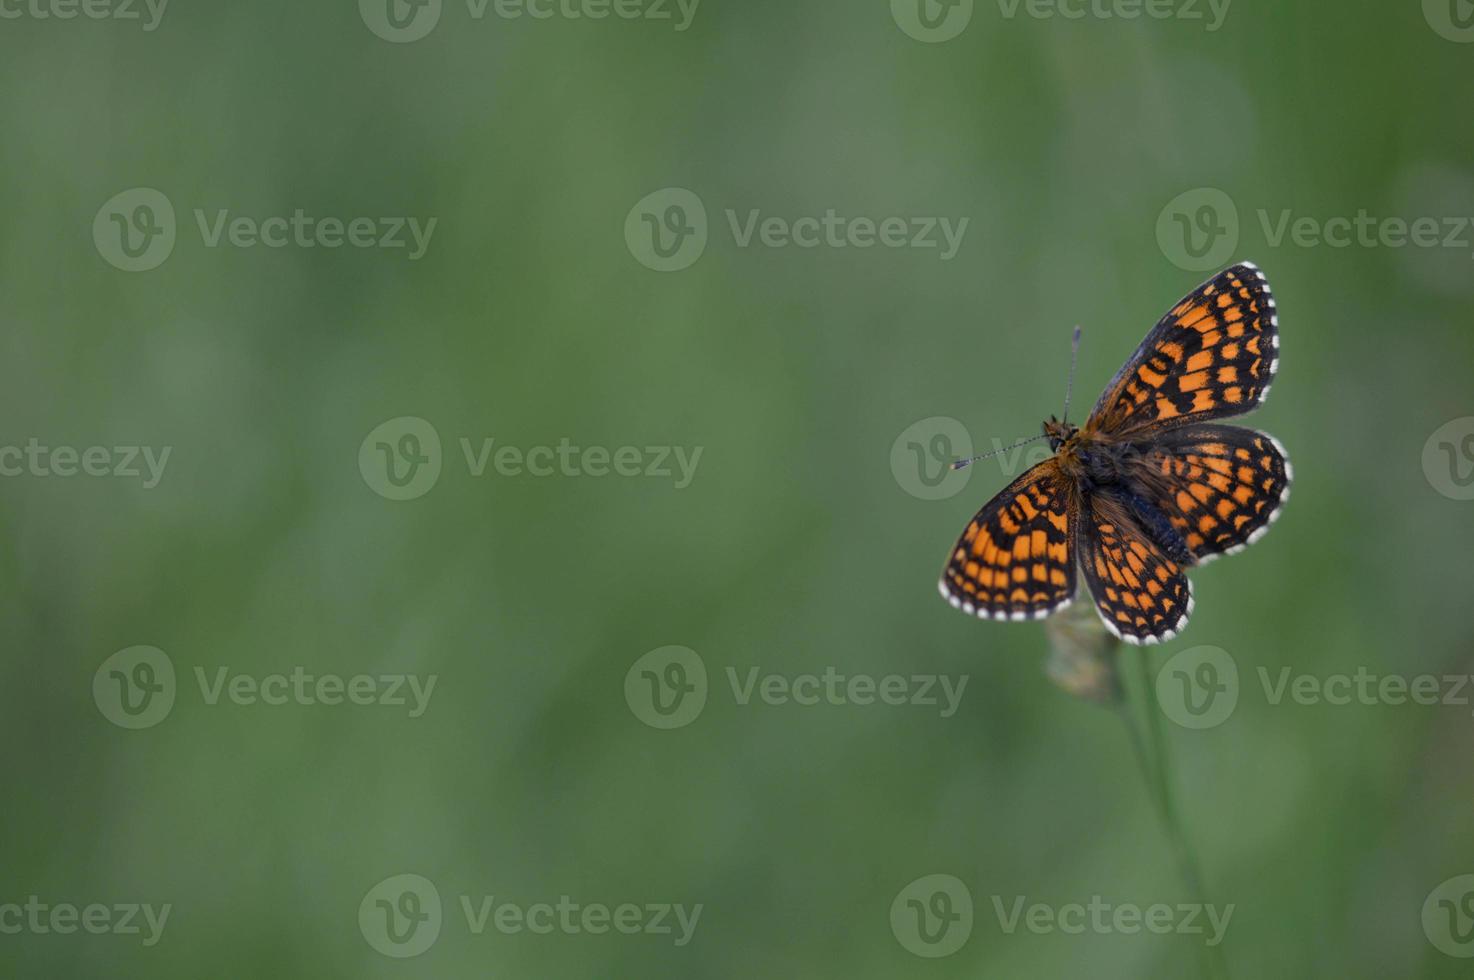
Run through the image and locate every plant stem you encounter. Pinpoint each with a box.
[1123,647,1229,980]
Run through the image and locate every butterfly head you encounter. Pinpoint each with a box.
[1043,415,1078,452]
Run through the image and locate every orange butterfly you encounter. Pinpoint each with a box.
[938,263,1291,645]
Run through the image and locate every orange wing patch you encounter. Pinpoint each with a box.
[940,460,1078,621]
[1087,263,1279,437]
[1130,424,1292,563]
[1078,494,1193,645]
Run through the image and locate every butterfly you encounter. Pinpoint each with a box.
[938,262,1291,645]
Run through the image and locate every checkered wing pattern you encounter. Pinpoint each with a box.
[1088,263,1279,437]
[936,262,1289,644]
[1127,424,1292,564]
[939,460,1079,621]
[1078,493,1193,645]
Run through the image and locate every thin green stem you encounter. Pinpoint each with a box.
[1122,648,1229,980]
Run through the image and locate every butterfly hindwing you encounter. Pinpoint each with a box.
[1078,493,1194,645]
[1088,263,1278,437]
[1127,423,1292,564]
[939,460,1078,621]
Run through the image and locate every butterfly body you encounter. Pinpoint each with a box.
[939,263,1291,645]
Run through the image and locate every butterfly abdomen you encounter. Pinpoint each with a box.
[1113,487,1194,566]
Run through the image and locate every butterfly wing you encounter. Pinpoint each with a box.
[1087,262,1278,438]
[1079,492,1194,645]
[939,460,1079,621]
[1125,423,1292,564]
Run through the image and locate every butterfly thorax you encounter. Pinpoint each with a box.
[1045,417,1136,490]
[1046,418,1197,564]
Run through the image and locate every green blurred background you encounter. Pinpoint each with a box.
[2,0,1474,976]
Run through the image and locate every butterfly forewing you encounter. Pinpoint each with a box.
[1088,263,1279,437]
[1078,494,1194,644]
[938,460,1078,621]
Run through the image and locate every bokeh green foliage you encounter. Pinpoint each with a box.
[1,1,1473,977]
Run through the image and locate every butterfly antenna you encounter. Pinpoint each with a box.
[1061,325,1082,424]
[951,434,1048,471]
